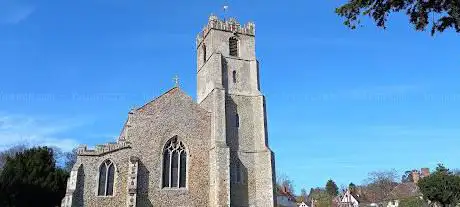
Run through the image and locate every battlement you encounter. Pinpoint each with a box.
[196,15,255,46]
[77,139,131,156]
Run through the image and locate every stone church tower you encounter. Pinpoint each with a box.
[196,15,276,206]
[61,15,276,207]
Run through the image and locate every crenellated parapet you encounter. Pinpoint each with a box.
[77,140,131,156]
[78,108,135,156]
[196,15,255,46]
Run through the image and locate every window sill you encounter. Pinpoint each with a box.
[96,195,116,198]
[161,187,188,191]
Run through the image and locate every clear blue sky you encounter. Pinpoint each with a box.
[0,0,459,193]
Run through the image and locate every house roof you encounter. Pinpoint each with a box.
[277,186,296,201]
[298,202,309,207]
[387,182,421,200]
[354,193,373,205]
[339,189,373,205]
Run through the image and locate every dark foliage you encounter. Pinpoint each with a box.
[0,145,27,170]
[418,164,460,207]
[349,182,357,195]
[0,147,69,207]
[326,179,339,196]
[399,196,429,207]
[336,0,460,35]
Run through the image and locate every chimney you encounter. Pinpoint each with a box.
[421,168,430,178]
[411,170,420,183]
[282,185,288,194]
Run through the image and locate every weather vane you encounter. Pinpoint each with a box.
[223,1,229,20]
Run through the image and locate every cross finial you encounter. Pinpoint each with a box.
[173,75,179,87]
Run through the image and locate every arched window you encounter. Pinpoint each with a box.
[202,44,207,63]
[98,160,115,196]
[229,37,238,56]
[232,70,237,83]
[162,137,187,188]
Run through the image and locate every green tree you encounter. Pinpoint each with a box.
[418,164,460,207]
[0,147,69,207]
[399,196,429,207]
[326,179,339,196]
[309,189,332,207]
[349,182,357,195]
[0,145,27,170]
[336,0,460,35]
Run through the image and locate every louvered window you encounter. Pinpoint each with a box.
[229,37,238,56]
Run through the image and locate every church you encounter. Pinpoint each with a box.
[61,15,277,207]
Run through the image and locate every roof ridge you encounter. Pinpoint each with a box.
[136,87,180,111]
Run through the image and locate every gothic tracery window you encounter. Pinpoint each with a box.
[229,37,238,56]
[98,160,115,196]
[162,137,187,188]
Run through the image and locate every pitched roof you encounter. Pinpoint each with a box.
[136,87,183,112]
[387,182,421,200]
[277,186,296,201]
[339,189,372,204]
[117,86,209,141]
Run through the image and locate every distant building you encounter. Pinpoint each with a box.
[337,189,360,207]
[383,182,423,207]
[411,168,431,183]
[421,168,430,178]
[335,188,382,207]
[277,186,297,207]
[298,202,309,207]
